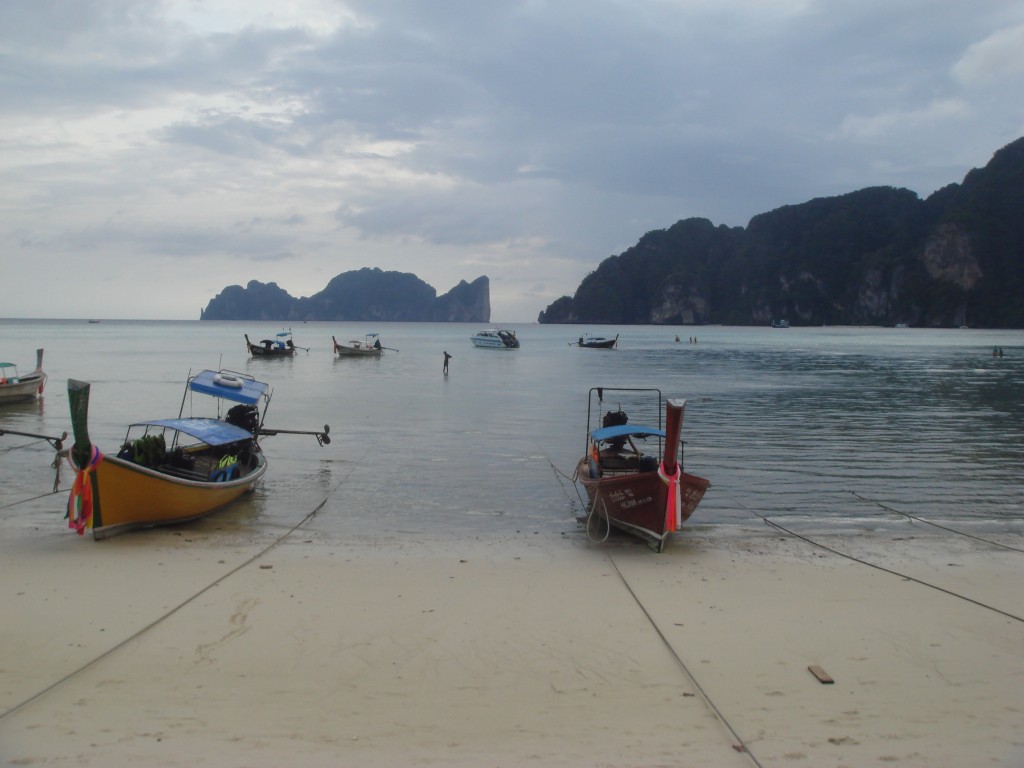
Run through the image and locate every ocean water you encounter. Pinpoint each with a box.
[2,319,1022,543]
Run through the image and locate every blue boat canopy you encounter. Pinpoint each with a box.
[188,369,268,405]
[591,424,665,441]
[135,418,254,446]
[276,331,291,337]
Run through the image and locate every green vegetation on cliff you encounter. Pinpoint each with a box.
[540,137,1024,328]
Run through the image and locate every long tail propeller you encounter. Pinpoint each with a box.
[258,424,331,446]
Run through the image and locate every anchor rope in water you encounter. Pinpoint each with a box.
[0,441,46,453]
[721,495,1024,625]
[848,490,1024,555]
[606,553,765,767]
[545,456,612,543]
[0,466,353,723]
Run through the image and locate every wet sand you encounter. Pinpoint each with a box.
[2,517,1023,767]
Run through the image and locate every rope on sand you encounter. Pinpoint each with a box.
[721,496,1024,625]
[0,487,67,511]
[848,490,1024,554]
[607,554,766,768]
[0,475,347,723]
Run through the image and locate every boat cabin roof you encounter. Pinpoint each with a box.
[188,369,268,405]
[134,418,254,446]
[590,424,665,442]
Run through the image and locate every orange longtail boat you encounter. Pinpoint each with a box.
[66,369,330,540]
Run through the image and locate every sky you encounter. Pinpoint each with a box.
[2,1,1023,322]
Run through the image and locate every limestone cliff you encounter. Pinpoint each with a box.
[540,136,1024,328]
[201,269,489,322]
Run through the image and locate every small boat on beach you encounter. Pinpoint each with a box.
[65,369,330,540]
[576,334,619,349]
[0,349,48,404]
[246,330,306,357]
[771,319,789,329]
[575,387,710,552]
[471,329,520,349]
[333,333,395,357]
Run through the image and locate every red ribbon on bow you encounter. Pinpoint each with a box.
[67,445,102,535]
[658,462,682,534]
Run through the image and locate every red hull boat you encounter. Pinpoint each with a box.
[576,387,710,552]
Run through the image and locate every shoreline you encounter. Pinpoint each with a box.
[2,521,1023,767]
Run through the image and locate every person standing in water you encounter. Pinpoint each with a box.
[443,350,452,374]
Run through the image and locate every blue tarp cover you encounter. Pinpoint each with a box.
[135,418,254,446]
[188,369,267,405]
[590,424,665,441]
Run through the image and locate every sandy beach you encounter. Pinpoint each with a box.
[2,513,1023,767]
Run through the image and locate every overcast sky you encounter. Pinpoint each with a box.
[2,1,1022,322]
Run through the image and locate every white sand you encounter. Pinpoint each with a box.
[2,519,1022,767]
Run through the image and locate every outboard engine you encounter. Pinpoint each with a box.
[226,403,260,434]
[602,409,628,451]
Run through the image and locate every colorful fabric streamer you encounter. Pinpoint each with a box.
[658,462,682,533]
[66,445,102,535]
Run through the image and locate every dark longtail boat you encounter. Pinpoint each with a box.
[246,330,305,357]
[576,334,619,349]
[576,387,710,552]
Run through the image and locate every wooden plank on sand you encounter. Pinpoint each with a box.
[808,664,834,684]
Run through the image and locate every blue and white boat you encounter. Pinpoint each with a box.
[470,329,520,349]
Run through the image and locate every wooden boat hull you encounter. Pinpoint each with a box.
[0,372,46,403]
[577,462,709,548]
[335,346,382,357]
[333,336,383,357]
[0,349,47,404]
[577,396,709,551]
[577,334,618,349]
[245,334,295,357]
[87,452,267,539]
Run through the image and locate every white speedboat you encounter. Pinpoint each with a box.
[470,329,520,349]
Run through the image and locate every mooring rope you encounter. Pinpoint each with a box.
[0,472,349,722]
[607,553,765,768]
[0,441,42,453]
[0,487,68,512]
[721,497,1024,625]
[545,457,614,544]
[848,490,1024,554]
[546,455,761,763]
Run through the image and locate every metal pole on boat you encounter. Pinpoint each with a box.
[257,424,331,446]
[0,428,67,451]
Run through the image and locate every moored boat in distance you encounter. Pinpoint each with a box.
[576,333,618,349]
[0,349,48,404]
[333,333,395,357]
[470,329,520,349]
[575,387,710,552]
[246,330,307,357]
[65,369,330,540]
[771,319,789,328]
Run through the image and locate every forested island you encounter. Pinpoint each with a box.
[540,137,1024,328]
[201,269,490,323]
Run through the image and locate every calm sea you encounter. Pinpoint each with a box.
[2,319,1022,543]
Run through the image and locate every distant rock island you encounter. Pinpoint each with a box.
[200,269,490,322]
[539,136,1024,328]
